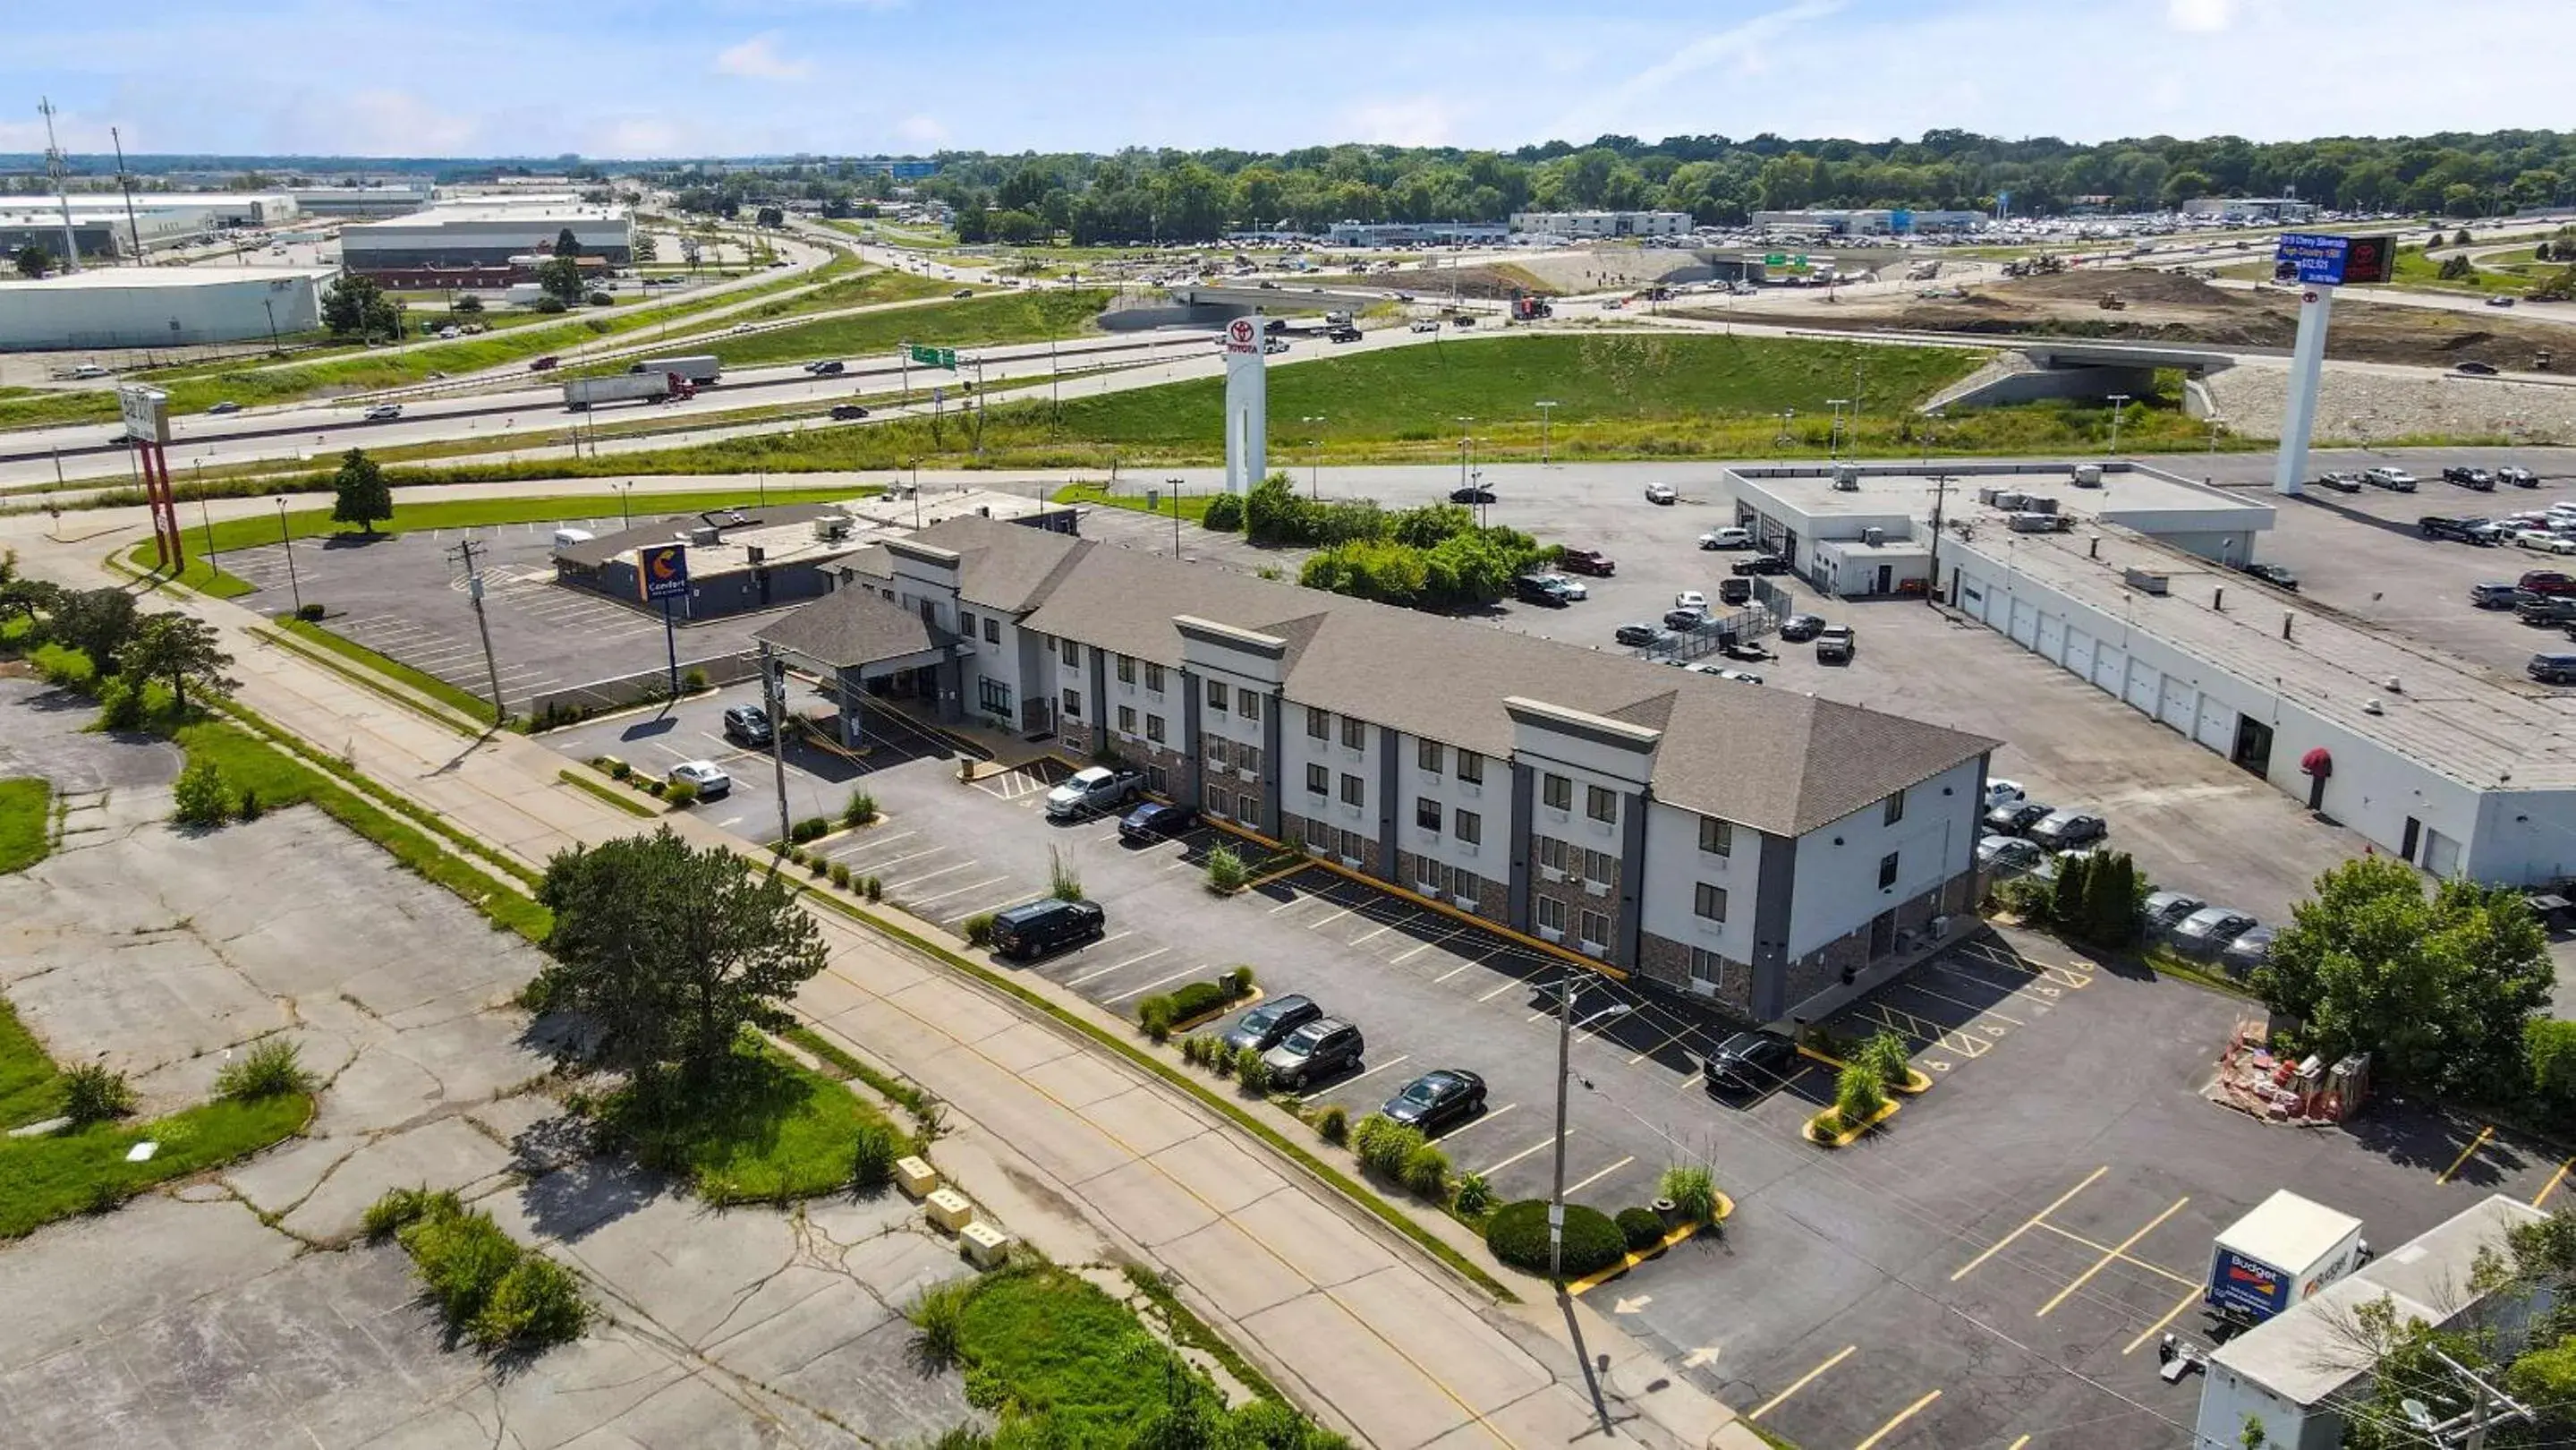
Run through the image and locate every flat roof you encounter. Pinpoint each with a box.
[1731,463,2274,529]
[344,204,626,229]
[0,265,334,293]
[1952,512,2576,790]
[2214,1190,2361,1268]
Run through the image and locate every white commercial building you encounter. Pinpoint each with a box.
[2182,197,2319,223]
[0,192,299,260]
[0,265,331,351]
[286,183,434,218]
[1510,210,1692,240]
[339,203,633,269]
[1752,209,1987,235]
[1942,493,2576,885]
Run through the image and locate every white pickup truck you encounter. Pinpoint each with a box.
[1044,766,1143,819]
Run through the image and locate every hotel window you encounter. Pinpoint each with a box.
[1341,715,1367,750]
[1117,655,1135,685]
[1208,679,1229,712]
[1700,817,1733,857]
[960,610,978,638]
[1417,738,1445,772]
[1340,827,1370,859]
[1144,764,1166,794]
[1306,705,1330,739]
[1237,745,1263,776]
[1205,738,1232,770]
[1582,849,1616,885]
[1688,949,1728,990]
[1536,897,1567,933]
[979,679,1014,715]
[1416,798,1442,832]
[1305,763,1329,796]
[1586,785,1617,823]
[1117,705,1136,735]
[1145,714,1167,744]
[1340,772,1365,806]
[1695,883,1729,922]
[1058,638,1079,667]
[1060,688,1082,720]
[1537,837,1569,873]
[1456,750,1484,785]
[983,618,1000,644]
[1455,809,1481,845]
[1879,851,1900,890]
[1543,773,1572,811]
[1238,692,1261,723]
[1578,909,1609,947]
[1204,784,1232,817]
[1883,789,1906,826]
[1144,662,1166,693]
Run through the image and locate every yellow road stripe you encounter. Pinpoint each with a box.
[2037,1197,2189,1318]
[2536,1158,2572,1208]
[2436,1125,2495,1184]
[2122,1287,2206,1355]
[2009,1437,2033,1450]
[1854,1389,1943,1450]
[2030,1220,2198,1287]
[1746,1344,1855,1422]
[1951,1166,2107,1282]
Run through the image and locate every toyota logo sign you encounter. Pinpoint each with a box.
[1227,318,1261,353]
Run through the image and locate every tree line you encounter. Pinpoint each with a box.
[651,128,2576,244]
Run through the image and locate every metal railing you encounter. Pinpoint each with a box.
[1642,578,1794,664]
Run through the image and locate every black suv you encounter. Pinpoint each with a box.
[722,704,774,746]
[1514,575,1574,608]
[2520,597,2576,627]
[1450,484,1496,505]
[1701,1030,1798,1094]
[1262,1018,1365,1089]
[2532,653,2576,686]
[990,898,1105,960]
[2240,562,2300,591]
[1730,554,1790,576]
[1223,994,1322,1054]
[2443,465,2496,490]
[2421,516,2499,544]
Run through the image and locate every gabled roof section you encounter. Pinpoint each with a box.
[754,586,955,670]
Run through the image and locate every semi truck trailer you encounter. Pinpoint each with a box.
[564,371,694,411]
[629,354,721,384]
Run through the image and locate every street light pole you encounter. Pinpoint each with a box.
[1535,400,1558,465]
[1547,973,1620,1437]
[1825,397,1851,459]
[2106,392,2132,458]
[1301,414,1326,498]
[276,498,302,616]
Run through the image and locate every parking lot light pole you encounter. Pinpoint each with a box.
[276,498,302,616]
[1825,397,1851,459]
[615,481,633,525]
[1548,974,1622,1437]
[1301,415,1327,498]
[2106,392,2132,458]
[1535,400,1558,465]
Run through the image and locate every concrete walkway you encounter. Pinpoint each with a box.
[5,533,1760,1450]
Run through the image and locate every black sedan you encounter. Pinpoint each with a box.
[1984,799,2053,835]
[1380,1070,1487,1133]
[1730,554,1790,577]
[2240,562,2299,591]
[1117,799,1198,843]
[1222,994,1322,1054]
[829,404,871,420]
[1778,613,1826,642]
[1613,622,1662,647]
[1701,1029,1798,1093]
[1450,485,1497,505]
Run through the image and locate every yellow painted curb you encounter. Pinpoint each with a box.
[1803,1099,1900,1147]
[1565,1195,1737,1294]
[1169,985,1262,1035]
[1795,1044,1931,1096]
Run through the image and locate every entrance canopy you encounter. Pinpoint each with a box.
[754,585,957,680]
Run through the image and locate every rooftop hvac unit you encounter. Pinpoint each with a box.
[2071,463,2104,488]
[1862,526,1885,546]
[689,525,720,546]
[2121,567,2170,594]
[1994,490,2028,511]
[2008,511,2061,533]
[1831,464,1861,490]
[1977,487,2003,507]
[2024,495,2061,515]
[812,516,853,542]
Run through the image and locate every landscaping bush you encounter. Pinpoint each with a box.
[643,778,668,798]
[607,758,633,781]
[1994,873,2053,923]
[1138,995,1177,1043]
[1484,1198,1625,1279]
[1659,1164,1719,1225]
[532,294,568,313]
[1163,977,1243,1026]
[234,787,262,823]
[1858,1030,1912,1089]
[295,601,327,622]
[1618,1207,1668,1253]
[830,862,852,889]
[665,778,699,807]
[1452,1172,1495,1219]
[96,677,144,731]
[362,1184,444,1242]
[217,1038,311,1101]
[1316,1104,1348,1144]
[1201,492,1245,532]
[1832,1062,1888,1130]
[1047,845,1082,901]
[790,815,830,843]
[1352,1113,1424,1182]
[1231,1045,1269,1091]
[853,1122,900,1195]
[1401,1142,1450,1199]
[808,856,829,878]
[1179,1033,1212,1068]
[842,790,878,827]
[961,913,996,947]
[1224,964,1254,995]
[1205,844,1247,894]
[59,1062,133,1125]
[1211,1043,1237,1079]
[469,1256,589,1352]
[864,875,882,901]
[172,759,234,825]
[2529,1019,2576,1120]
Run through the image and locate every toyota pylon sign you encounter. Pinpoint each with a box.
[1225,317,1261,354]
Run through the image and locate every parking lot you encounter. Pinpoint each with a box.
[216,516,778,712]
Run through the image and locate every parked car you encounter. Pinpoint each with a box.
[2444,465,2497,490]
[2220,926,2277,976]
[1408,319,1439,333]
[2421,516,2495,543]
[1222,994,1322,1053]
[1613,622,1662,647]
[1117,800,1197,843]
[529,355,561,371]
[2497,466,2539,488]
[720,704,773,746]
[205,400,242,415]
[1779,613,1826,642]
[1984,779,2027,810]
[2141,890,2206,934]
[1644,483,1679,506]
[1978,835,2048,874]
[1730,554,1790,576]
[1717,578,1753,607]
[1663,605,1709,630]
[2523,570,2576,597]
[2310,471,2363,493]
[1536,572,1586,601]
[2172,907,2259,956]
[1985,799,2053,835]
[951,288,973,299]
[2485,296,2516,309]
[1452,315,1476,328]
[362,403,403,421]
[1515,575,1576,608]
[2473,582,2532,610]
[2520,597,2576,627]
[1698,526,1754,550]
[2455,360,2501,375]
[1815,624,1857,663]
[2365,467,2419,491]
[2532,653,2576,686]
[1263,338,1290,354]
[2516,530,2576,555]
[1263,1018,1365,1089]
[667,760,732,798]
[2240,561,2300,590]
[1700,1029,1798,1093]
[829,404,870,420]
[1693,664,1764,685]
[1044,765,1143,818]
[1380,1070,1487,1132]
[990,897,1105,960]
[1557,548,1615,576]
[1449,484,1496,505]
[2028,810,2107,849]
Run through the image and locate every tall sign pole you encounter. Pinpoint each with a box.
[2269,233,2392,498]
[638,544,692,699]
[1221,315,1267,495]
[119,386,181,571]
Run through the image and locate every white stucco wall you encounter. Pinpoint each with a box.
[1786,757,1982,959]
[1638,799,1758,962]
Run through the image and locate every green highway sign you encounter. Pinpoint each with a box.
[908,344,957,369]
[1764,252,1785,266]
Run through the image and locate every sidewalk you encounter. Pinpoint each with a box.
[8,533,1762,1450]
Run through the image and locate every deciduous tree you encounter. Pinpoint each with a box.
[116,612,234,713]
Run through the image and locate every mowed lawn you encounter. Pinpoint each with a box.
[702,289,1114,369]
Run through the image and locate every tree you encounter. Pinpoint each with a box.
[532,827,828,1083]
[49,587,138,669]
[330,448,393,536]
[631,233,657,264]
[555,226,581,259]
[2254,857,2551,1099]
[535,255,585,305]
[452,293,484,314]
[115,612,234,714]
[13,243,52,280]
[319,274,401,339]
[0,549,61,626]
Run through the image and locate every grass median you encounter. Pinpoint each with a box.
[603,1043,897,1206]
[0,777,49,874]
[0,1090,313,1240]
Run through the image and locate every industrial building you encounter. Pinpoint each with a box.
[1323,220,1510,247]
[1509,210,1692,240]
[0,265,331,351]
[0,192,300,260]
[285,183,434,217]
[1750,208,1987,235]
[2181,197,2318,223]
[338,202,632,269]
[767,513,1997,1026]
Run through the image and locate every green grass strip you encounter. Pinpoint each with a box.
[795,891,1513,1301]
[608,1045,888,1207]
[271,617,498,726]
[780,1024,939,1139]
[106,543,257,601]
[557,768,655,819]
[0,997,64,1130]
[165,485,881,559]
[0,1092,314,1241]
[0,776,48,874]
[1120,1262,1284,1403]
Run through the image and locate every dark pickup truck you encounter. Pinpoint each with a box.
[2442,465,2497,490]
[2421,516,2504,544]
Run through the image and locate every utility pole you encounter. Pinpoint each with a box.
[2106,392,2132,458]
[110,127,143,266]
[1547,972,1620,1437]
[39,98,81,273]
[2400,1348,2533,1449]
[1921,412,1946,610]
[447,538,508,723]
[761,642,792,850]
[1535,400,1558,465]
[276,498,303,616]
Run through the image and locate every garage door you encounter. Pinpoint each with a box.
[2064,627,2096,680]
[2093,643,2126,696]
[2194,695,2235,754]
[2035,614,2065,663]
[2008,599,2038,646]
[2158,677,2198,733]
[2124,659,2161,715]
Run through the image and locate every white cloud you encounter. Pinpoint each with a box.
[340,90,480,153]
[895,114,948,147]
[714,31,814,81]
[1547,0,1843,141]
[590,115,686,157]
[2166,0,2237,30]
[1339,96,1459,149]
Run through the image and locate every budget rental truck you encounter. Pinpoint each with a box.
[564,371,694,411]
[2204,1190,2367,1326]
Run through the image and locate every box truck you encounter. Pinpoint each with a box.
[564,371,694,411]
[630,354,721,384]
[2204,1190,2367,1326]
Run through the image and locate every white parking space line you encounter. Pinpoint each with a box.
[1477,976,1534,1002]
[829,829,915,857]
[885,861,977,891]
[1476,1138,1555,1177]
[1104,962,1214,1004]
[1305,904,1360,930]
[943,893,1033,925]
[907,874,1012,908]
[1431,1103,1519,1142]
[1301,1053,1410,1099]
[841,845,944,873]
[1066,946,1169,988]
[1563,1156,1637,1197]
[1268,892,1319,915]
[1348,922,1399,946]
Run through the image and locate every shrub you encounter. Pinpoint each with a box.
[1618,1207,1668,1253]
[1201,492,1245,532]
[864,875,883,902]
[664,778,698,807]
[469,1256,589,1351]
[1452,1172,1495,1218]
[1484,1198,1625,1279]
[97,677,144,731]
[1994,874,2053,923]
[842,790,878,827]
[808,856,829,878]
[362,1185,446,1242]
[1047,846,1082,901]
[401,1200,521,1326]
[607,758,632,781]
[791,816,830,843]
[1232,1045,1270,1092]
[1833,1062,1888,1129]
[60,1062,134,1125]
[1401,1142,1450,1199]
[1353,1113,1424,1181]
[680,668,710,694]
[907,1282,971,1373]
[295,601,327,622]
[1163,976,1250,1026]
[853,1122,901,1195]
[234,787,262,823]
[217,1038,310,1101]
[1205,844,1247,894]
[532,294,568,313]
[1858,1030,1912,1089]
[830,862,852,889]
[2529,1019,2576,1119]
[1659,1164,1719,1225]
[643,778,668,798]
[1317,1104,1349,1144]
[1211,1043,1237,1079]
[172,759,233,825]
[1224,964,1255,996]
[1138,995,1177,1043]
[961,912,996,947]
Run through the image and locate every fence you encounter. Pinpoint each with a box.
[1643,578,1795,665]
[526,646,762,724]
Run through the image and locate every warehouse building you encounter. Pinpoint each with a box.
[1751,209,1987,235]
[0,192,301,260]
[1509,210,1692,240]
[0,265,331,351]
[338,203,632,269]
[286,183,434,218]
[772,514,1997,1024]
[1323,220,1510,247]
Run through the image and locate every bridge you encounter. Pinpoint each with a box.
[1162,283,1394,313]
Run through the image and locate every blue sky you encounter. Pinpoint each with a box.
[4,0,2565,159]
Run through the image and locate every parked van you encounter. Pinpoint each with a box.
[2529,653,2576,686]
[551,528,595,552]
[990,898,1105,960]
